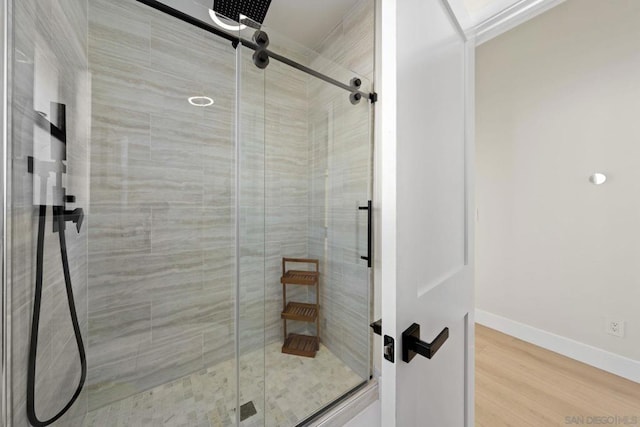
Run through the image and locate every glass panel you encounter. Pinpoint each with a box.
[236,18,267,427]
[83,2,239,424]
[10,0,241,425]
[7,0,373,425]
[87,0,241,425]
[237,15,373,427]
[325,80,373,382]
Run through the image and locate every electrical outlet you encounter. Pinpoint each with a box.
[605,318,625,338]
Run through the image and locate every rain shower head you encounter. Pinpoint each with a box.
[212,0,272,26]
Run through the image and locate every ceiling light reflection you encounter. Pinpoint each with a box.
[208,9,247,32]
[188,96,215,107]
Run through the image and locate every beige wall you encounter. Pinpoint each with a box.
[476,0,640,361]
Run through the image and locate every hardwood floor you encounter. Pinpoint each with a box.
[475,324,640,427]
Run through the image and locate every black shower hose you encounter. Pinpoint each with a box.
[26,205,87,426]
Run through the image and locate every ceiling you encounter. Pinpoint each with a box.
[263,0,362,49]
[165,0,526,49]
[462,0,527,25]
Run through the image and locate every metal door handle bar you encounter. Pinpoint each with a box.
[358,200,372,268]
[402,323,449,363]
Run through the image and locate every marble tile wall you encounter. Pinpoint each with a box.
[306,0,375,380]
[10,0,90,425]
[86,0,311,411]
[86,0,236,411]
[262,57,313,346]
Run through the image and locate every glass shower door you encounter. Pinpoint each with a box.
[313,76,373,383]
[8,1,243,425]
[237,18,373,426]
[236,20,267,427]
[4,0,373,424]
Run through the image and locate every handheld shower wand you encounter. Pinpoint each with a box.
[26,102,86,427]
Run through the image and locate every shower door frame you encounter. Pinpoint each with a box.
[1,0,12,424]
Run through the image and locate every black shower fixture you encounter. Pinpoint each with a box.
[27,103,86,427]
[213,0,272,26]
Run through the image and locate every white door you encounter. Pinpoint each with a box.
[378,0,474,426]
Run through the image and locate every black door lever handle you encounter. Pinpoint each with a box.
[402,323,449,363]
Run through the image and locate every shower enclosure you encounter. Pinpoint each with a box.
[2,0,374,425]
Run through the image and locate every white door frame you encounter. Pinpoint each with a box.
[372,0,568,426]
[375,0,476,425]
[373,1,397,424]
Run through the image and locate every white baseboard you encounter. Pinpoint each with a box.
[475,309,640,384]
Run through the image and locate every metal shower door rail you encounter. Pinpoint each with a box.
[136,0,377,103]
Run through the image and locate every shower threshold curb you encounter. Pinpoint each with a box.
[306,379,379,427]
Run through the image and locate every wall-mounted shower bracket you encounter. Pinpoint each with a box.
[52,206,84,234]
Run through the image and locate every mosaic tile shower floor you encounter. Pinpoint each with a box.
[83,342,364,427]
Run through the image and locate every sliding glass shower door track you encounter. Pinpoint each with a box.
[136,0,377,104]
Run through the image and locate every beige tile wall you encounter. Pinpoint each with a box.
[86,0,236,411]
[307,0,375,380]
[86,0,311,411]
